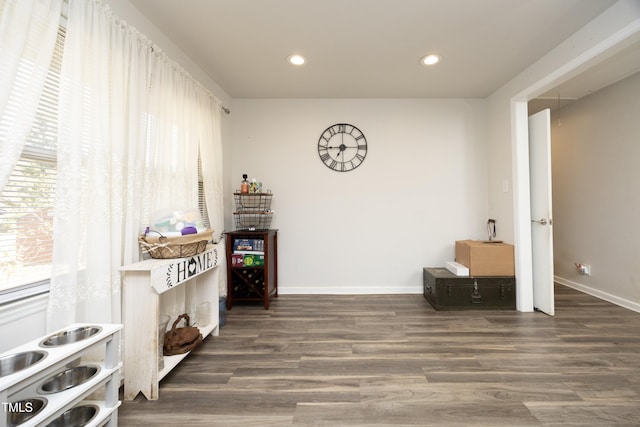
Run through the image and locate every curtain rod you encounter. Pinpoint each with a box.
[93,0,227,110]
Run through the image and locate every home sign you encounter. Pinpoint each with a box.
[150,246,219,293]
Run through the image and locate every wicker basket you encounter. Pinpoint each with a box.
[139,229,214,259]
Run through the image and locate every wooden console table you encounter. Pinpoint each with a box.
[120,243,221,400]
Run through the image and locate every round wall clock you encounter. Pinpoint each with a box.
[317,123,367,172]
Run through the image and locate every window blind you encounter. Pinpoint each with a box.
[0,26,65,297]
[197,153,210,229]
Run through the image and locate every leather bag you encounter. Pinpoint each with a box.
[163,313,203,356]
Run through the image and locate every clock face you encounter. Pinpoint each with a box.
[317,123,367,172]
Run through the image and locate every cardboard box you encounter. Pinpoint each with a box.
[243,254,265,267]
[233,238,264,252]
[231,253,244,267]
[455,240,515,276]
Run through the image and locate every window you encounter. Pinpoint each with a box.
[197,153,211,230]
[0,26,65,302]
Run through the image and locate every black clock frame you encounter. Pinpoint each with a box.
[317,123,367,172]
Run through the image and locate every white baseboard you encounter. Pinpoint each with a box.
[555,276,640,314]
[279,285,423,295]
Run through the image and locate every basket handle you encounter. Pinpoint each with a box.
[169,313,191,331]
[145,229,166,238]
[144,229,168,243]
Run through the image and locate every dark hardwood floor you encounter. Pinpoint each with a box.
[118,285,640,426]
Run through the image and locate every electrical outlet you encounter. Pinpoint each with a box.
[575,263,591,276]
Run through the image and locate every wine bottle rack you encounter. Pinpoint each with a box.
[225,230,278,310]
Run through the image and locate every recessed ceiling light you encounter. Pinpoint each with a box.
[287,54,306,66]
[421,54,442,66]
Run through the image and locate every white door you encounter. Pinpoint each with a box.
[529,109,555,316]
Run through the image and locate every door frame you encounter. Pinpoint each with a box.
[510,22,640,312]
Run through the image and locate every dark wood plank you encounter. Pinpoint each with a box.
[119,285,640,426]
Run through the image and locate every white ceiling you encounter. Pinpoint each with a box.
[128,0,637,103]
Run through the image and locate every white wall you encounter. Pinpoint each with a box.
[551,71,640,310]
[0,294,48,353]
[486,0,640,311]
[229,98,488,294]
[3,1,638,353]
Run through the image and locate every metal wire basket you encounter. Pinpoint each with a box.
[233,191,273,230]
[233,192,272,212]
[233,212,273,231]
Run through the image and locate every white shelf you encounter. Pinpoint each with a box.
[84,400,121,427]
[159,323,218,380]
[0,323,122,427]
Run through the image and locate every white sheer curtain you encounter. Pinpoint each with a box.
[0,0,63,189]
[47,0,224,331]
[198,94,225,243]
[199,94,226,293]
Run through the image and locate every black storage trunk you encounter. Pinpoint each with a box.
[423,267,516,310]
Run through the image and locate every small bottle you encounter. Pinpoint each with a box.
[240,174,249,194]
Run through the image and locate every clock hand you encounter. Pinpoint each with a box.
[327,143,358,150]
